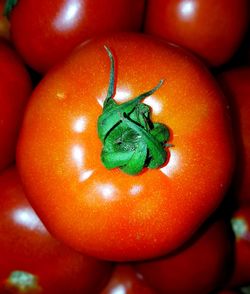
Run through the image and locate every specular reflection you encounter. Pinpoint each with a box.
[97,88,132,107]
[178,0,197,20]
[129,184,143,196]
[144,96,163,115]
[71,144,84,168]
[72,116,87,133]
[12,207,46,233]
[53,0,84,32]
[96,183,118,201]
[160,149,180,177]
[109,285,126,294]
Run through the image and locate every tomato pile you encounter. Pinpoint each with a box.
[0,0,249,293]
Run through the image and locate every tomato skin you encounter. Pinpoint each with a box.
[134,219,234,294]
[218,68,250,204]
[228,206,250,288]
[17,33,234,261]
[9,0,145,73]
[101,265,156,294]
[0,41,31,173]
[144,0,249,67]
[0,167,112,294]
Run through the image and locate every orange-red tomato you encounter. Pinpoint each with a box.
[9,0,145,73]
[101,265,156,294]
[17,33,234,261]
[134,219,234,294]
[144,0,249,67]
[219,67,250,204]
[0,41,31,173]
[0,167,112,293]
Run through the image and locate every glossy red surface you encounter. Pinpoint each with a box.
[17,33,234,261]
[0,167,112,293]
[0,41,31,173]
[135,220,234,294]
[219,67,250,204]
[101,265,156,294]
[10,0,145,73]
[144,0,249,66]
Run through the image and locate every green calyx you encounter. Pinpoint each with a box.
[3,0,18,17]
[97,46,172,175]
[5,270,41,292]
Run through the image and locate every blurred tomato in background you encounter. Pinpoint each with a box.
[144,0,249,67]
[0,41,31,173]
[7,0,145,73]
[101,265,156,294]
[134,218,234,294]
[218,67,250,205]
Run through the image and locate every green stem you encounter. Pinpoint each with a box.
[3,0,18,16]
[97,46,171,175]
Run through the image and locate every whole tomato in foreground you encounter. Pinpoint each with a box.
[0,167,112,294]
[134,219,234,294]
[228,206,250,288]
[101,265,156,294]
[144,0,249,67]
[218,67,250,204]
[7,0,145,73]
[0,41,31,173]
[17,33,234,261]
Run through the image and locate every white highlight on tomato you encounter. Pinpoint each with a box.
[179,0,197,20]
[160,149,180,178]
[53,0,83,32]
[72,116,87,133]
[12,207,46,233]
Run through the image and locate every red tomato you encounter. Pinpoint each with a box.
[0,41,31,173]
[101,265,156,294]
[17,33,234,261]
[8,0,145,73]
[0,167,112,294]
[228,206,250,288]
[218,67,250,204]
[134,219,234,294]
[144,0,249,67]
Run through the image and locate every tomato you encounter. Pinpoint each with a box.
[134,219,234,294]
[0,41,31,173]
[101,265,156,294]
[17,33,234,261]
[218,67,250,204]
[8,0,145,73]
[144,0,249,67]
[0,167,112,294]
[228,206,250,288]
